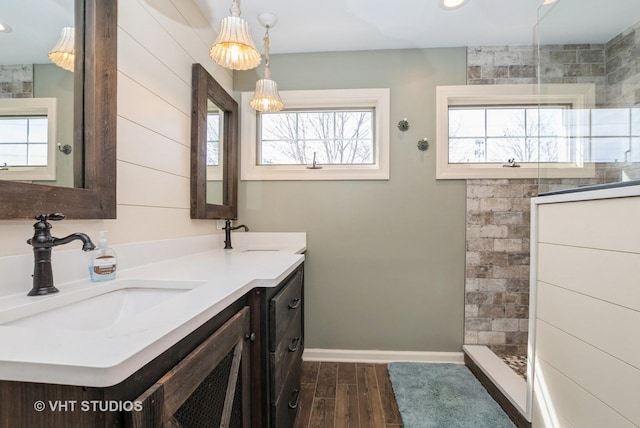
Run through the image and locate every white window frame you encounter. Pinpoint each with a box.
[241,88,390,180]
[206,109,223,181]
[436,84,596,179]
[0,98,57,181]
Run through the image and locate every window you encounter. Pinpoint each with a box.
[449,106,570,163]
[206,106,223,181]
[241,88,390,180]
[436,84,596,179]
[587,107,640,163]
[0,98,57,181]
[258,109,374,165]
[0,117,49,165]
[207,111,220,166]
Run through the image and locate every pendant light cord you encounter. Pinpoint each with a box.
[263,26,272,79]
[230,0,241,17]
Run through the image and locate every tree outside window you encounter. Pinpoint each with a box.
[448,106,565,164]
[258,110,374,166]
[207,112,219,166]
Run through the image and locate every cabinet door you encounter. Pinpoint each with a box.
[125,307,252,428]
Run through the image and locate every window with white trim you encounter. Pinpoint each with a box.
[206,101,224,181]
[241,88,390,180]
[436,84,596,179]
[0,98,57,181]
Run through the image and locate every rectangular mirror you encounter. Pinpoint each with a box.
[191,63,238,219]
[0,0,117,219]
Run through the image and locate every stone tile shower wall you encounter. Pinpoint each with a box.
[539,21,640,190]
[466,46,537,86]
[605,20,640,107]
[464,179,535,355]
[464,44,608,356]
[0,65,33,98]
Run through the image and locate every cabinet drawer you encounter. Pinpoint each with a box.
[269,269,303,351]
[270,309,303,398]
[271,359,302,428]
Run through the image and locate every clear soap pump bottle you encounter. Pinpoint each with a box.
[89,231,117,281]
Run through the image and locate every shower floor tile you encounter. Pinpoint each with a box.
[501,355,527,381]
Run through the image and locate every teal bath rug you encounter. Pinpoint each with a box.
[387,362,516,428]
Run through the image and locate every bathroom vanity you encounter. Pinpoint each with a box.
[0,233,305,428]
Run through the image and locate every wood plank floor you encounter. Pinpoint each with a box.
[295,361,403,428]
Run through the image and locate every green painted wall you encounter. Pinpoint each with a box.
[235,48,467,352]
[33,63,74,188]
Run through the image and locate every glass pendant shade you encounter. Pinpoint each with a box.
[48,27,75,72]
[250,78,284,112]
[209,2,261,71]
[250,17,284,113]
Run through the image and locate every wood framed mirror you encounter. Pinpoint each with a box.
[0,0,116,219]
[191,64,238,219]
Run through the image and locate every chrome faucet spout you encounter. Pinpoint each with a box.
[26,213,95,296]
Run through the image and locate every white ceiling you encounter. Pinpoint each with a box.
[2,0,640,65]
[0,0,73,65]
[195,0,640,54]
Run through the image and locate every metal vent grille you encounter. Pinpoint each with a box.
[173,350,243,427]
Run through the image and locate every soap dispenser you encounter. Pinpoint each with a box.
[89,231,117,281]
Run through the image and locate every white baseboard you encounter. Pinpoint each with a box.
[302,348,464,364]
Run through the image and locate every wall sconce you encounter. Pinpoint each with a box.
[250,13,284,113]
[209,0,261,71]
[48,27,75,72]
[397,118,410,131]
[58,144,72,155]
[417,138,429,151]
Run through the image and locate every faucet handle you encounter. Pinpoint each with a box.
[32,213,65,237]
[35,213,65,221]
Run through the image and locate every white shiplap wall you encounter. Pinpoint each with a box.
[531,194,640,428]
[0,0,231,258]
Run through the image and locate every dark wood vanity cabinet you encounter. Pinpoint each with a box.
[255,264,305,428]
[0,264,304,428]
[0,296,253,428]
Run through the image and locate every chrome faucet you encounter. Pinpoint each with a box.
[27,213,96,296]
[223,219,249,250]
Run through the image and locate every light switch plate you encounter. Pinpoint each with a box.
[216,220,226,230]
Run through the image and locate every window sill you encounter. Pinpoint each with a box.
[241,164,389,181]
[437,163,596,180]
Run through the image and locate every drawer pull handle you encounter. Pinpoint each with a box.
[288,297,301,310]
[245,332,256,342]
[288,337,301,352]
[288,388,300,410]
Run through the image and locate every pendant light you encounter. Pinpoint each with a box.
[250,13,284,113]
[48,27,75,72]
[209,0,261,71]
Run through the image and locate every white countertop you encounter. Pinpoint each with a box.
[0,233,305,387]
[533,181,640,205]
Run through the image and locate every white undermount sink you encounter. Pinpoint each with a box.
[1,279,204,331]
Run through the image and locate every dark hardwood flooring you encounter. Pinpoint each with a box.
[295,361,403,428]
